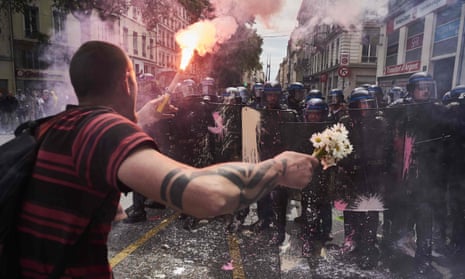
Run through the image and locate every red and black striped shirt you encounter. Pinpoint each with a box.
[17,106,156,278]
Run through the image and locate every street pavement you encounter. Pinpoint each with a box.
[2,133,461,278]
[0,133,14,145]
[107,201,462,279]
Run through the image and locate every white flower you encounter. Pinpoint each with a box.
[331,123,349,136]
[310,132,325,149]
[310,122,352,170]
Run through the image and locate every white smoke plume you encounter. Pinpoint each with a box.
[291,0,389,50]
[210,0,286,27]
[182,0,286,57]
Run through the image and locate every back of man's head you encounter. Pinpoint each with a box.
[69,41,129,101]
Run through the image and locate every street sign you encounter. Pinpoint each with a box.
[338,66,350,77]
[340,54,349,65]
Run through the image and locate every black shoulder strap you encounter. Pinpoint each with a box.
[14,116,54,137]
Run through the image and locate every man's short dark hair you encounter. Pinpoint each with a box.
[69,41,129,99]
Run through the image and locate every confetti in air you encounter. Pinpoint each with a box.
[348,194,385,212]
[208,111,226,139]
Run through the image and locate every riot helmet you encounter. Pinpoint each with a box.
[367,85,384,107]
[406,72,436,101]
[263,81,282,108]
[442,91,452,105]
[328,88,345,106]
[237,86,250,104]
[252,82,264,99]
[287,82,305,102]
[180,79,198,98]
[304,98,328,122]
[348,87,375,118]
[223,87,240,104]
[200,77,216,96]
[450,85,465,101]
[360,83,371,90]
[388,86,405,103]
[306,89,323,102]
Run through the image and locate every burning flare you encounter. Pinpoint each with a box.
[175,17,237,70]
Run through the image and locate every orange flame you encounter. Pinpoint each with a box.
[176,20,217,70]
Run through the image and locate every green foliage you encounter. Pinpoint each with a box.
[0,0,35,13]
[178,0,212,21]
[132,0,173,31]
[52,0,130,20]
[208,25,263,87]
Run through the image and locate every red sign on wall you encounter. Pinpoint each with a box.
[406,34,423,51]
[340,54,349,65]
[384,61,421,75]
[338,66,350,77]
[320,73,328,82]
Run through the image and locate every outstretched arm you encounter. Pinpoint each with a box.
[118,148,318,218]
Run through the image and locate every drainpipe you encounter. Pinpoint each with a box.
[8,3,17,94]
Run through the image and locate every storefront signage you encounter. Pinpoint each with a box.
[406,33,423,51]
[393,0,447,30]
[16,69,64,80]
[384,61,421,75]
[434,19,460,42]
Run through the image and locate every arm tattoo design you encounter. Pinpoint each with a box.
[159,160,283,211]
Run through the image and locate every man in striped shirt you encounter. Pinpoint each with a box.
[16,41,318,278]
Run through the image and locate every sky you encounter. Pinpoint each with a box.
[254,0,303,80]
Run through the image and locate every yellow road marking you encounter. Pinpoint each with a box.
[110,213,180,268]
[227,233,246,279]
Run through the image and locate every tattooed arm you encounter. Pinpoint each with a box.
[118,148,318,218]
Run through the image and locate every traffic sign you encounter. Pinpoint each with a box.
[340,54,349,65]
[338,66,350,77]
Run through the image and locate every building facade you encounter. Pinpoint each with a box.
[282,2,381,99]
[376,0,465,98]
[0,0,192,95]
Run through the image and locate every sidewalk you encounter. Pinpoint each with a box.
[0,133,14,145]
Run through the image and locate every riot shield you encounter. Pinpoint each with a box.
[280,121,332,154]
[152,97,219,167]
[256,108,297,160]
[210,102,244,163]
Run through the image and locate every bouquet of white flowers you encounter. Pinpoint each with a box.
[310,123,353,170]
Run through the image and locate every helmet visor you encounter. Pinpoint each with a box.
[413,80,436,101]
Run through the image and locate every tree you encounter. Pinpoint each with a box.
[134,0,212,31]
[52,0,129,21]
[206,24,263,87]
[178,0,212,21]
[0,0,35,13]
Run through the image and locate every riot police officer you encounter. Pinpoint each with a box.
[386,72,446,276]
[249,81,297,245]
[250,82,264,109]
[387,86,405,104]
[305,88,324,103]
[338,87,391,269]
[287,82,306,119]
[327,88,348,122]
[300,98,334,257]
[444,85,465,262]
[165,78,218,229]
[368,84,387,109]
